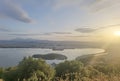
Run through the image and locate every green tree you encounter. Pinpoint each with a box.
[3,57,55,81]
[0,68,4,79]
[17,57,55,81]
[3,67,18,81]
[55,60,84,77]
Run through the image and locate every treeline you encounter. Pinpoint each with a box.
[0,55,120,81]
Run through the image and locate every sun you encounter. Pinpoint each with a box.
[114,31,120,36]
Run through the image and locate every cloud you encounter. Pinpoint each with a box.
[99,24,120,29]
[75,27,98,33]
[67,35,101,38]
[0,26,11,32]
[0,28,10,32]
[41,33,52,35]
[83,0,120,12]
[52,0,82,10]
[88,0,120,12]
[9,32,72,36]
[0,0,34,23]
[67,35,91,37]
[9,33,51,36]
[52,32,72,34]
[52,0,120,12]
[9,34,39,36]
[75,24,120,33]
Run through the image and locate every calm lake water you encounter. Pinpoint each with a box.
[0,48,105,67]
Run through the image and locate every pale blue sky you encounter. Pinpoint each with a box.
[0,0,120,41]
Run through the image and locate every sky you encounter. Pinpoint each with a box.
[0,0,120,41]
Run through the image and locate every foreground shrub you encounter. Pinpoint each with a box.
[3,57,55,81]
[55,60,84,79]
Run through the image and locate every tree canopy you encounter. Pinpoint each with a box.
[3,57,55,81]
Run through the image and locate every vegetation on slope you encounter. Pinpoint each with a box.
[0,52,120,81]
[32,53,67,60]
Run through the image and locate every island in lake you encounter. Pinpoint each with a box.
[32,53,67,60]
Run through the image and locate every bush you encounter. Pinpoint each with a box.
[3,57,55,81]
[55,60,83,77]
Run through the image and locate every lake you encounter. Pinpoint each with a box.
[0,48,105,67]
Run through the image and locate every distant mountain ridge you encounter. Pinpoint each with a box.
[0,38,105,48]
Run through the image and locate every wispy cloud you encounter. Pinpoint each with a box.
[99,24,120,29]
[0,0,34,23]
[9,34,46,36]
[88,0,120,12]
[52,0,120,12]
[52,32,72,34]
[0,26,11,32]
[52,0,82,10]
[75,27,98,33]
[8,32,71,36]
[67,35,101,38]
[75,24,120,33]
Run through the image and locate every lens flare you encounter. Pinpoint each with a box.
[114,31,120,36]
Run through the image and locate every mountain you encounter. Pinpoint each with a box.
[0,38,105,48]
